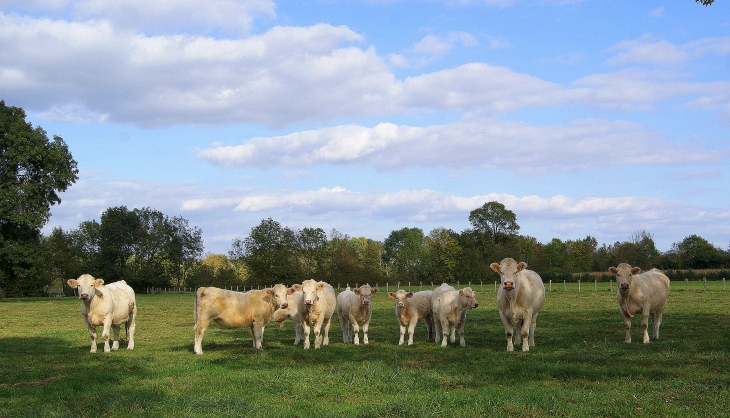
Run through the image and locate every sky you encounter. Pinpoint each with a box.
[2,0,730,255]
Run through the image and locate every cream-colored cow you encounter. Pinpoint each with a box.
[337,284,378,345]
[491,258,545,352]
[193,284,291,354]
[433,287,479,347]
[67,274,136,353]
[389,290,433,345]
[609,263,670,344]
[293,280,336,349]
[430,283,455,343]
[272,288,304,345]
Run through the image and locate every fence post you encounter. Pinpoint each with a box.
[409,282,411,291]
[578,280,581,292]
[549,280,552,292]
[563,280,566,291]
[724,277,726,291]
[704,277,706,291]
[610,280,613,292]
[386,283,389,293]
[594,279,597,292]
[494,281,497,292]
[480,281,483,292]
[685,279,688,291]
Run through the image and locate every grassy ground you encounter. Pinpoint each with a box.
[1,283,728,417]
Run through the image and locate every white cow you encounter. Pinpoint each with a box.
[388,290,433,346]
[433,287,479,347]
[609,263,670,344]
[272,288,304,345]
[293,280,336,349]
[337,284,378,345]
[193,284,291,354]
[491,258,546,352]
[67,274,136,353]
[430,283,456,343]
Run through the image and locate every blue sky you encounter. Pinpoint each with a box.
[2,0,729,254]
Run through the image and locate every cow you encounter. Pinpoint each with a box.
[388,290,433,346]
[193,284,291,354]
[337,284,378,345]
[272,288,304,345]
[609,263,670,344]
[67,274,136,353]
[430,283,456,343]
[292,280,336,349]
[433,287,479,347]
[491,258,546,352]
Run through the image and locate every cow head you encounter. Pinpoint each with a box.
[269,284,293,309]
[458,287,479,309]
[491,258,527,291]
[388,290,413,308]
[299,279,322,306]
[353,284,377,306]
[67,274,104,302]
[609,263,641,291]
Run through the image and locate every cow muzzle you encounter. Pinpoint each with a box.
[503,281,514,290]
[80,294,90,300]
[280,302,288,309]
[305,300,314,305]
[620,283,630,290]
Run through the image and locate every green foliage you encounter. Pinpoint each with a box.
[1,288,729,416]
[383,227,427,282]
[696,0,714,5]
[0,101,78,296]
[468,201,519,243]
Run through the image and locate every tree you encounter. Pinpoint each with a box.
[383,227,427,282]
[234,218,301,285]
[468,201,520,243]
[0,101,78,296]
[696,0,714,6]
[669,235,727,269]
[424,227,462,283]
[98,206,142,282]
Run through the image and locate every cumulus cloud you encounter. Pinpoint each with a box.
[389,31,478,68]
[196,118,724,173]
[605,34,730,67]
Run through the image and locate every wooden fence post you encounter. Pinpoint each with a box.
[685,279,688,291]
[704,277,706,291]
[578,280,581,292]
[563,280,566,291]
[494,281,497,292]
[549,280,552,292]
[594,280,597,292]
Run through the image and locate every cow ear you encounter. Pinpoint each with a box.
[608,267,617,274]
[93,279,104,287]
[67,279,78,288]
[316,283,324,291]
[265,289,275,297]
[292,284,302,291]
[459,289,464,296]
[388,292,396,299]
[353,288,361,295]
[517,262,527,271]
[490,263,501,273]
[406,292,413,298]
[371,288,378,295]
[287,287,296,295]
[631,267,641,275]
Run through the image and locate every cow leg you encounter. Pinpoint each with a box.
[406,318,418,346]
[520,317,531,352]
[398,321,407,346]
[458,311,467,347]
[251,323,264,349]
[440,318,450,347]
[314,320,323,349]
[86,320,98,353]
[322,317,332,347]
[652,310,664,340]
[351,315,361,345]
[111,324,121,351]
[193,318,210,354]
[621,309,632,343]
[433,314,442,344]
[293,318,303,345]
[102,317,113,353]
[338,308,349,343]
[499,311,514,351]
[362,321,369,345]
[424,315,434,340]
[528,314,538,347]
[302,320,312,350]
[125,307,136,350]
[641,309,650,344]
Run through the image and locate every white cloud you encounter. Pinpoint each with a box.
[605,34,730,67]
[196,118,725,173]
[389,31,478,68]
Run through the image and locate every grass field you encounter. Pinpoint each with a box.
[1,282,729,417]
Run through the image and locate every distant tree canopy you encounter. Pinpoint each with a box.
[1,101,78,297]
[696,0,714,5]
[469,201,520,243]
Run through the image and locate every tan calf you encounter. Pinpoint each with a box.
[430,283,456,343]
[433,287,479,347]
[293,280,336,349]
[389,290,433,345]
[272,289,304,345]
[609,263,670,344]
[67,274,136,353]
[193,284,291,354]
[337,284,378,345]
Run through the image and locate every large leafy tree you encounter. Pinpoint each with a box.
[468,201,520,243]
[383,227,427,282]
[0,101,78,296]
[232,218,302,285]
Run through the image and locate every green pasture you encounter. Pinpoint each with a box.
[1,283,728,417]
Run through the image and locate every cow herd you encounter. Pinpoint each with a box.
[67,258,671,354]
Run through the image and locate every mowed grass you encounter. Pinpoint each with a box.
[1,283,729,418]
